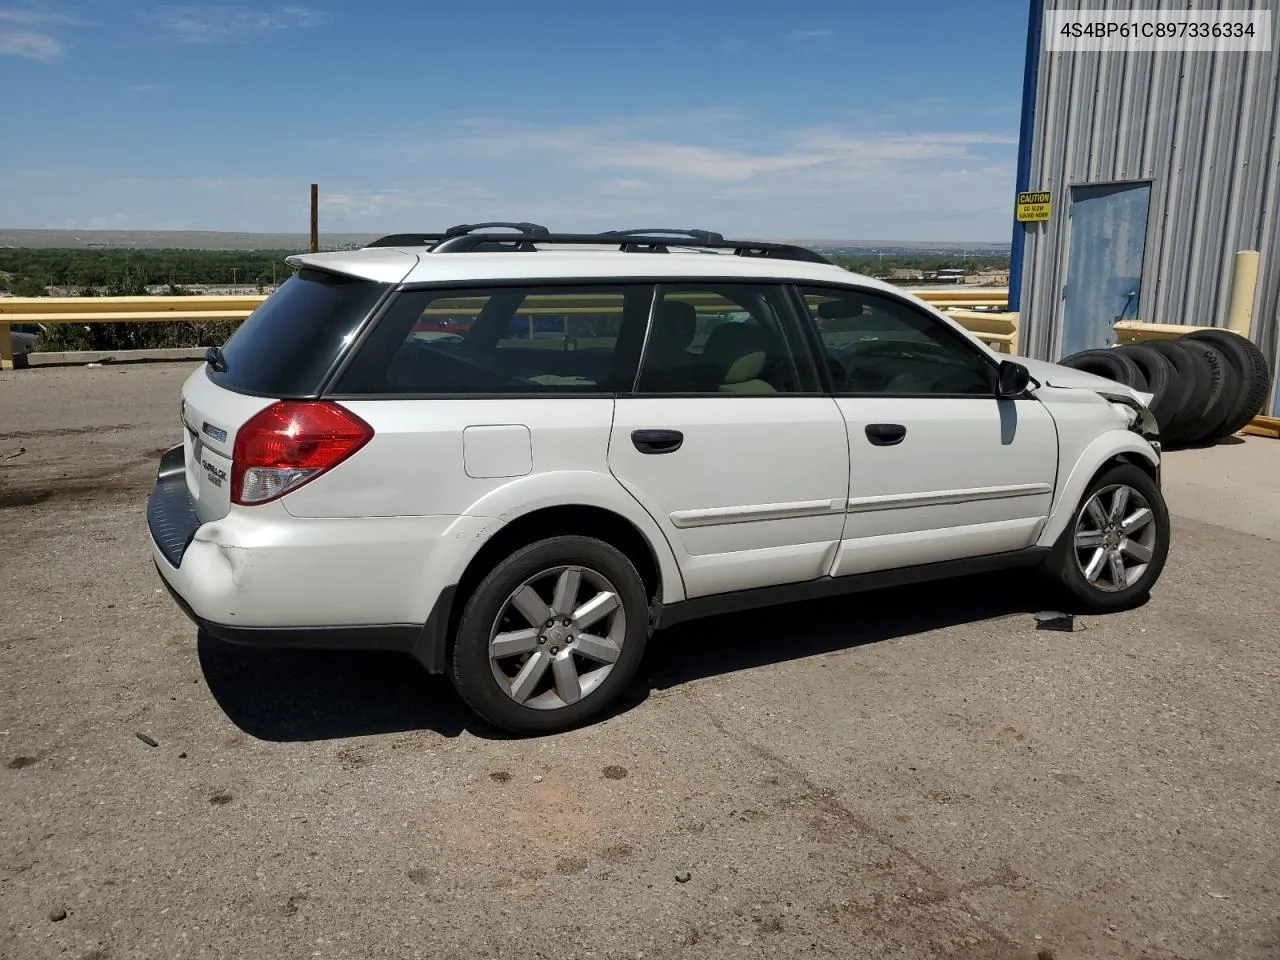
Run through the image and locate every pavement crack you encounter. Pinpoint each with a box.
[694,691,1016,946]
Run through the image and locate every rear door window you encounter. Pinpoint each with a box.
[334,285,652,395]
[635,284,820,394]
[211,268,388,396]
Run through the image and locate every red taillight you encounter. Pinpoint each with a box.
[231,401,373,505]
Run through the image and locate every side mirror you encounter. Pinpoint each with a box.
[996,359,1031,398]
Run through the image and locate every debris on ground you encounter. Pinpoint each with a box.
[1035,611,1077,632]
[3,446,25,461]
[49,907,67,922]
[675,872,691,883]
[135,732,158,748]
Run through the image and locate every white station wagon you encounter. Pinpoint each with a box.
[148,225,1169,734]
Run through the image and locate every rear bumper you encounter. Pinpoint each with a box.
[146,443,480,669]
[153,563,421,652]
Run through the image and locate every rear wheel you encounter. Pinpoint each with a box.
[449,536,650,735]
[1043,464,1170,613]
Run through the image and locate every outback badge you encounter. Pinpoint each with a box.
[201,422,228,443]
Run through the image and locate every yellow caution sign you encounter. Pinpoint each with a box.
[1016,190,1052,222]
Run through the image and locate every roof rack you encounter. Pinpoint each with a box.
[365,222,551,249]
[363,226,831,264]
[365,233,449,248]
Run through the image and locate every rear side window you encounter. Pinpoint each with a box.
[635,284,820,394]
[334,285,652,395]
[210,269,387,396]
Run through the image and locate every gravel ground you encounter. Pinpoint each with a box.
[2,362,1279,960]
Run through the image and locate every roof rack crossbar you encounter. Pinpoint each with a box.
[365,233,450,248]
[444,221,550,237]
[425,232,832,264]
[599,228,726,243]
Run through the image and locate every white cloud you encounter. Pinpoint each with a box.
[787,28,835,41]
[0,110,1021,240]
[0,27,62,58]
[0,6,88,26]
[0,5,91,59]
[149,4,325,42]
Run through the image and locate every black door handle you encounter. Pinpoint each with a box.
[865,423,907,446]
[631,429,684,454]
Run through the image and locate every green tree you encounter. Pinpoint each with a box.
[9,276,47,297]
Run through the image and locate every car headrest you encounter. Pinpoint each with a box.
[721,350,767,384]
[817,297,865,320]
[649,301,697,353]
[702,320,769,371]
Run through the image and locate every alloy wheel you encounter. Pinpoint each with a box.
[1072,483,1158,592]
[488,565,626,710]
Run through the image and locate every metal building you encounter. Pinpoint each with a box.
[1010,0,1280,414]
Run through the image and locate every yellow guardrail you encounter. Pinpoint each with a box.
[1112,320,1216,343]
[945,309,1020,355]
[0,288,1012,368]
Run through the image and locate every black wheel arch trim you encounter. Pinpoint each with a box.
[652,546,1050,630]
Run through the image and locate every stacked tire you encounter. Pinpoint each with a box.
[1058,329,1272,447]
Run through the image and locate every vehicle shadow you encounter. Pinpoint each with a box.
[196,634,474,742]
[637,568,1051,694]
[198,569,1053,743]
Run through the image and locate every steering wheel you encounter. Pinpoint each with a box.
[837,337,954,365]
[833,338,968,392]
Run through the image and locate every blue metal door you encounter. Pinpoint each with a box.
[1060,182,1151,357]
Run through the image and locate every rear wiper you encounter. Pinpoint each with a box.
[205,346,229,373]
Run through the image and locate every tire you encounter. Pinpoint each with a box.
[1182,329,1273,437]
[449,535,650,735]
[1173,340,1239,444]
[1115,344,1187,440]
[1042,463,1170,614]
[1057,348,1150,390]
[1139,340,1209,444]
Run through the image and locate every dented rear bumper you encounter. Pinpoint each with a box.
[145,445,476,663]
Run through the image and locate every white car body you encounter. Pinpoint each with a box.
[147,228,1165,731]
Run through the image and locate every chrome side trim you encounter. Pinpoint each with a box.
[845,482,1053,513]
[670,498,845,529]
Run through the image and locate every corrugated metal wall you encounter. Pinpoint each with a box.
[1018,0,1280,413]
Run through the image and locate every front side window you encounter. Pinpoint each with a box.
[335,285,651,394]
[635,283,819,394]
[798,286,995,396]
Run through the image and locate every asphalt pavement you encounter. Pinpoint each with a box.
[2,361,1278,960]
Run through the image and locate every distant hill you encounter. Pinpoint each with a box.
[0,228,1009,256]
[0,229,377,251]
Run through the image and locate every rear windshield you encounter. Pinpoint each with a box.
[209,268,387,396]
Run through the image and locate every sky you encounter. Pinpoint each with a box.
[0,1,1032,241]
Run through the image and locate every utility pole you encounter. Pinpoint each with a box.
[310,183,319,253]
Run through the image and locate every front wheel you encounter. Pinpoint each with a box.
[1043,463,1170,613]
[449,536,650,735]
